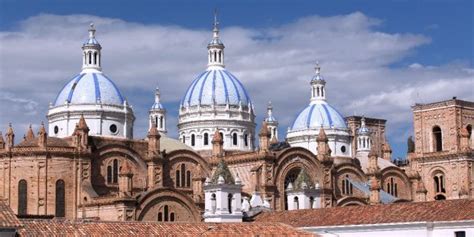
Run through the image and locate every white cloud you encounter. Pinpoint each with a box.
[0,13,472,157]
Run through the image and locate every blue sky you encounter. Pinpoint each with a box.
[0,0,473,159]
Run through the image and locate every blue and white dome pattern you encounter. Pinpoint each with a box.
[357,126,370,135]
[265,115,277,123]
[84,38,99,45]
[151,102,164,110]
[181,68,251,107]
[54,72,125,106]
[291,101,347,130]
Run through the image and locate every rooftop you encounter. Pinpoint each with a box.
[0,199,22,229]
[19,219,314,237]
[255,199,474,227]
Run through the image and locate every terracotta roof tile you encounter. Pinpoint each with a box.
[255,199,474,227]
[19,219,315,236]
[0,199,22,228]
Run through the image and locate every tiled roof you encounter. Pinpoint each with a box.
[0,199,22,228]
[20,219,315,237]
[255,199,474,227]
[16,137,71,147]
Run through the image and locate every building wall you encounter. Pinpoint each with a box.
[411,99,474,201]
[0,155,76,218]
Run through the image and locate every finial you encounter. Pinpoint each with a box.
[212,9,220,38]
[88,22,96,39]
[214,9,219,29]
[155,87,161,103]
[315,61,321,75]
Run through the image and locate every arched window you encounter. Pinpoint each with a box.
[176,170,180,187]
[181,164,186,186]
[88,52,92,64]
[317,87,320,97]
[158,212,163,221]
[107,159,119,184]
[284,168,300,210]
[309,196,314,209]
[94,52,97,65]
[186,170,191,188]
[467,125,472,141]
[164,205,169,222]
[294,197,299,210]
[211,193,216,213]
[155,116,158,128]
[244,134,248,147]
[191,134,195,146]
[204,133,209,146]
[18,179,27,215]
[182,136,185,143]
[432,126,442,152]
[214,51,217,62]
[55,179,66,217]
[176,164,192,188]
[386,177,398,197]
[220,132,224,145]
[159,116,163,129]
[321,88,324,97]
[433,171,446,200]
[218,51,222,62]
[342,175,353,195]
[170,212,175,222]
[228,194,233,213]
[232,133,238,146]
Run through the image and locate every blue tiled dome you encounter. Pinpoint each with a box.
[291,101,347,130]
[54,72,125,106]
[151,102,164,110]
[181,68,251,107]
[357,126,370,135]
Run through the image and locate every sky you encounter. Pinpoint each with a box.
[0,0,473,159]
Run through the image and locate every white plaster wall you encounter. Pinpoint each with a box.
[48,103,134,139]
[287,128,352,157]
[305,221,474,237]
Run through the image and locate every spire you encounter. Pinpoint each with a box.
[38,122,47,148]
[26,124,34,140]
[207,10,225,68]
[77,115,89,132]
[5,123,14,149]
[310,62,326,102]
[316,126,328,142]
[82,22,102,72]
[213,9,219,39]
[212,128,224,157]
[155,87,161,105]
[210,158,235,185]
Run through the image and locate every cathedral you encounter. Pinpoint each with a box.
[0,16,473,223]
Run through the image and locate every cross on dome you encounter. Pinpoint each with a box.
[208,10,225,68]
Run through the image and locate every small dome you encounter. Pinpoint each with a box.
[151,102,164,110]
[181,68,251,107]
[357,126,370,135]
[54,72,125,106]
[291,101,347,130]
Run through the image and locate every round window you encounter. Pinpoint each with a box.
[109,124,118,134]
[341,145,346,153]
[54,126,59,134]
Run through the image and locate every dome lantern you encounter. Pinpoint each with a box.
[82,23,102,72]
[310,62,326,102]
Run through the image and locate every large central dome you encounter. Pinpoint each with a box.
[181,67,251,107]
[54,72,125,106]
[178,15,256,154]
